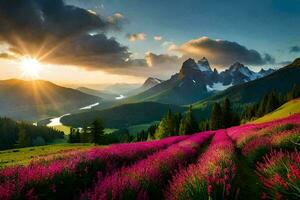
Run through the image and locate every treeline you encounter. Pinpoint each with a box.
[68,118,158,145]
[153,98,239,139]
[153,106,197,139]
[200,98,240,131]
[242,84,300,122]
[0,117,64,150]
[69,119,105,145]
[134,124,158,141]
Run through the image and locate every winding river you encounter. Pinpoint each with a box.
[46,102,100,127]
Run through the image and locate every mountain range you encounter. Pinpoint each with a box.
[62,57,300,128]
[125,57,275,105]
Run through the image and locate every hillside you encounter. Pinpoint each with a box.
[254,98,300,123]
[61,102,185,128]
[77,87,117,101]
[0,79,101,121]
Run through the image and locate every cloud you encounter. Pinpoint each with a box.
[145,52,182,67]
[127,33,146,42]
[0,0,133,71]
[175,37,275,67]
[290,46,300,53]
[107,13,125,30]
[107,52,183,79]
[154,36,162,41]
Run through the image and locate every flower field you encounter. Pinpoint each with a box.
[0,114,299,200]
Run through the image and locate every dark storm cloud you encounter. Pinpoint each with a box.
[0,0,137,70]
[289,46,300,53]
[49,34,139,69]
[177,37,275,67]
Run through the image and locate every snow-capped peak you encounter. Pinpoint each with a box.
[197,57,212,72]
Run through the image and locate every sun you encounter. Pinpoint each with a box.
[19,56,41,79]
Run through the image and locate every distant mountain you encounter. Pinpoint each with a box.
[127,77,164,97]
[61,102,185,128]
[142,77,163,90]
[126,57,275,105]
[219,62,275,85]
[205,57,300,103]
[0,79,101,121]
[77,87,117,101]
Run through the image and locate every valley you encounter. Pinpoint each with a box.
[0,1,299,199]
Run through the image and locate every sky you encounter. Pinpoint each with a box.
[0,0,300,86]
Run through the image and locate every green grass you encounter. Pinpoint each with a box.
[52,125,71,134]
[254,98,300,123]
[0,143,93,167]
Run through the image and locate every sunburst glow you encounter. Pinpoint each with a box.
[19,56,41,79]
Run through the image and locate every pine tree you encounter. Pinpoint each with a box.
[184,105,198,134]
[223,98,232,128]
[265,91,280,114]
[155,109,175,139]
[18,125,29,147]
[166,109,176,136]
[90,119,104,145]
[68,128,75,143]
[210,103,223,130]
[179,118,186,136]
[173,113,182,136]
[199,120,210,131]
[257,94,269,117]
[178,106,198,135]
[287,84,300,101]
[155,117,169,139]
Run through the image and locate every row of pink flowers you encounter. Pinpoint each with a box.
[256,150,300,199]
[83,131,214,200]
[166,130,236,200]
[241,127,300,159]
[0,136,187,200]
[227,113,300,148]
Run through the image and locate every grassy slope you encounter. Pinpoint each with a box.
[254,98,300,123]
[0,143,93,167]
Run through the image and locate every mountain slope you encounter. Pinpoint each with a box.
[0,79,101,121]
[141,77,163,90]
[77,87,117,101]
[126,77,164,97]
[60,102,185,128]
[254,98,300,123]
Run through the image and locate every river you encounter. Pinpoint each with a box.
[46,102,100,127]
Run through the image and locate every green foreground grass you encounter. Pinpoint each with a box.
[254,98,300,123]
[0,143,93,167]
